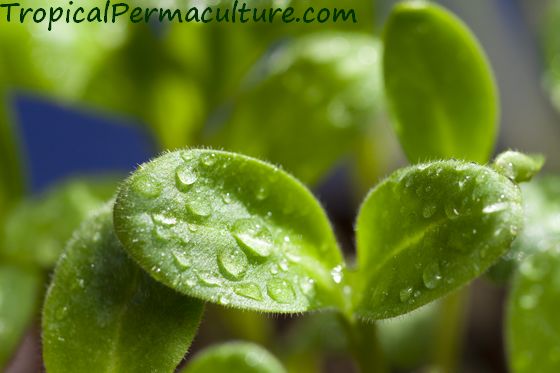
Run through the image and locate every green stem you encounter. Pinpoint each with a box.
[338,313,387,373]
[434,287,469,372]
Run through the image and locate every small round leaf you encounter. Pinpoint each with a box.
[114,149,344,313]
[183,342,286,373]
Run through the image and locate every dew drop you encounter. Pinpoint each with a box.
[269,264,279,275]
[152,213,177,226]
[217,247,248,280]
[201,153,217,167]
[483,202,510,214]
[331,265,343,284]
[55,306,68,321]
[444,203,460,220]
[299,277,315,296]
[218,295,230,306]
[234,283,263,301]
[423,262,442,289]
[231,219,273,258]
[279,259,289,271]
[256,186,269,201]
[222,192,232,204]
[267,278,296,304]
[198,272,222,287]
[175,164,197,191]
[172,250,192,269]
[132,175,162,198]
[422,204,437,218]
[400,287,413,302]
[186,199,212,218]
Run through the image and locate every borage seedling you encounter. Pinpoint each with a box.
[42,148,541,372]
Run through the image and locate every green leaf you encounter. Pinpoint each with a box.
[383,1,498,163]
[489,176,560,282]
[42,203,203,373]
[507,248,560,372]
[2,176,118,268]
[183,342,286,373]
[114,149,345,313]
[0,264,40,369]
[354,159,523,319]
[213,32,383,184]
[493,151,545,183]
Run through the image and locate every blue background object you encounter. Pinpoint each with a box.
[13,94,155,194]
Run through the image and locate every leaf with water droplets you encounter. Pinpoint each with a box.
[383,1,498,163]
[42,204,203,372]
[1,176,118,268]
[182,342,286,373]
[507,248,560,372]
[0,264,41,369]
[211,32,383,184]
[114,149,345,313]
[354,158,524,319]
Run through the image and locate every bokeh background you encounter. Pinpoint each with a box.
[2,0,560,372]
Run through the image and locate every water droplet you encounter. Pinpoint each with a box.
[198,272,222,287]
[218,247,248,280]
[218,295,230,306]
[483,202,510,214]
[234,283,263,301]
[152,213,177,226]
[400,287,413,302]
[256,186,269,201]
[173,250,192,269]
[222,192,232,204]
[331,265,343,284]
[180,151,193,162]
[423,262,442,289]
[132,175,162,198]
[444,203,460,220]
[279,259,289,271]
[175,164,197,191]
[299,277,315,296]
[188,224,198,232]
[186,199,211,218]
[56,306,68,321]
[269,264,279,275]
[422,204,437,218]
[267,278,296,304]
[231,219,273,258]
[201,153,217,167]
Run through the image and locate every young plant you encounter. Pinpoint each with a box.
[42,147,540,372]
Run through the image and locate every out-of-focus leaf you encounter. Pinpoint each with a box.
[2,177,118,268]
[377,302,439,370]
[183,342,286,373]
[542,0,560,112]
[0,264,40,369]
[213,32,383,184]
[507,248,560,372]
[43,204,203,372]
[114,149,345,313]
[0,0,128,99]
[383,1,498,164]
[354,157,523,319]
[489,176,560,282]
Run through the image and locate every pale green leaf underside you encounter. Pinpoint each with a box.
[183,342,286,373]
[2,177,118,268]
[0,264,40,369]
[43,204,203,373]
[383,1,498,164]
[507,248,560,372]
[114,149,344,313]
[355,160,523,319]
